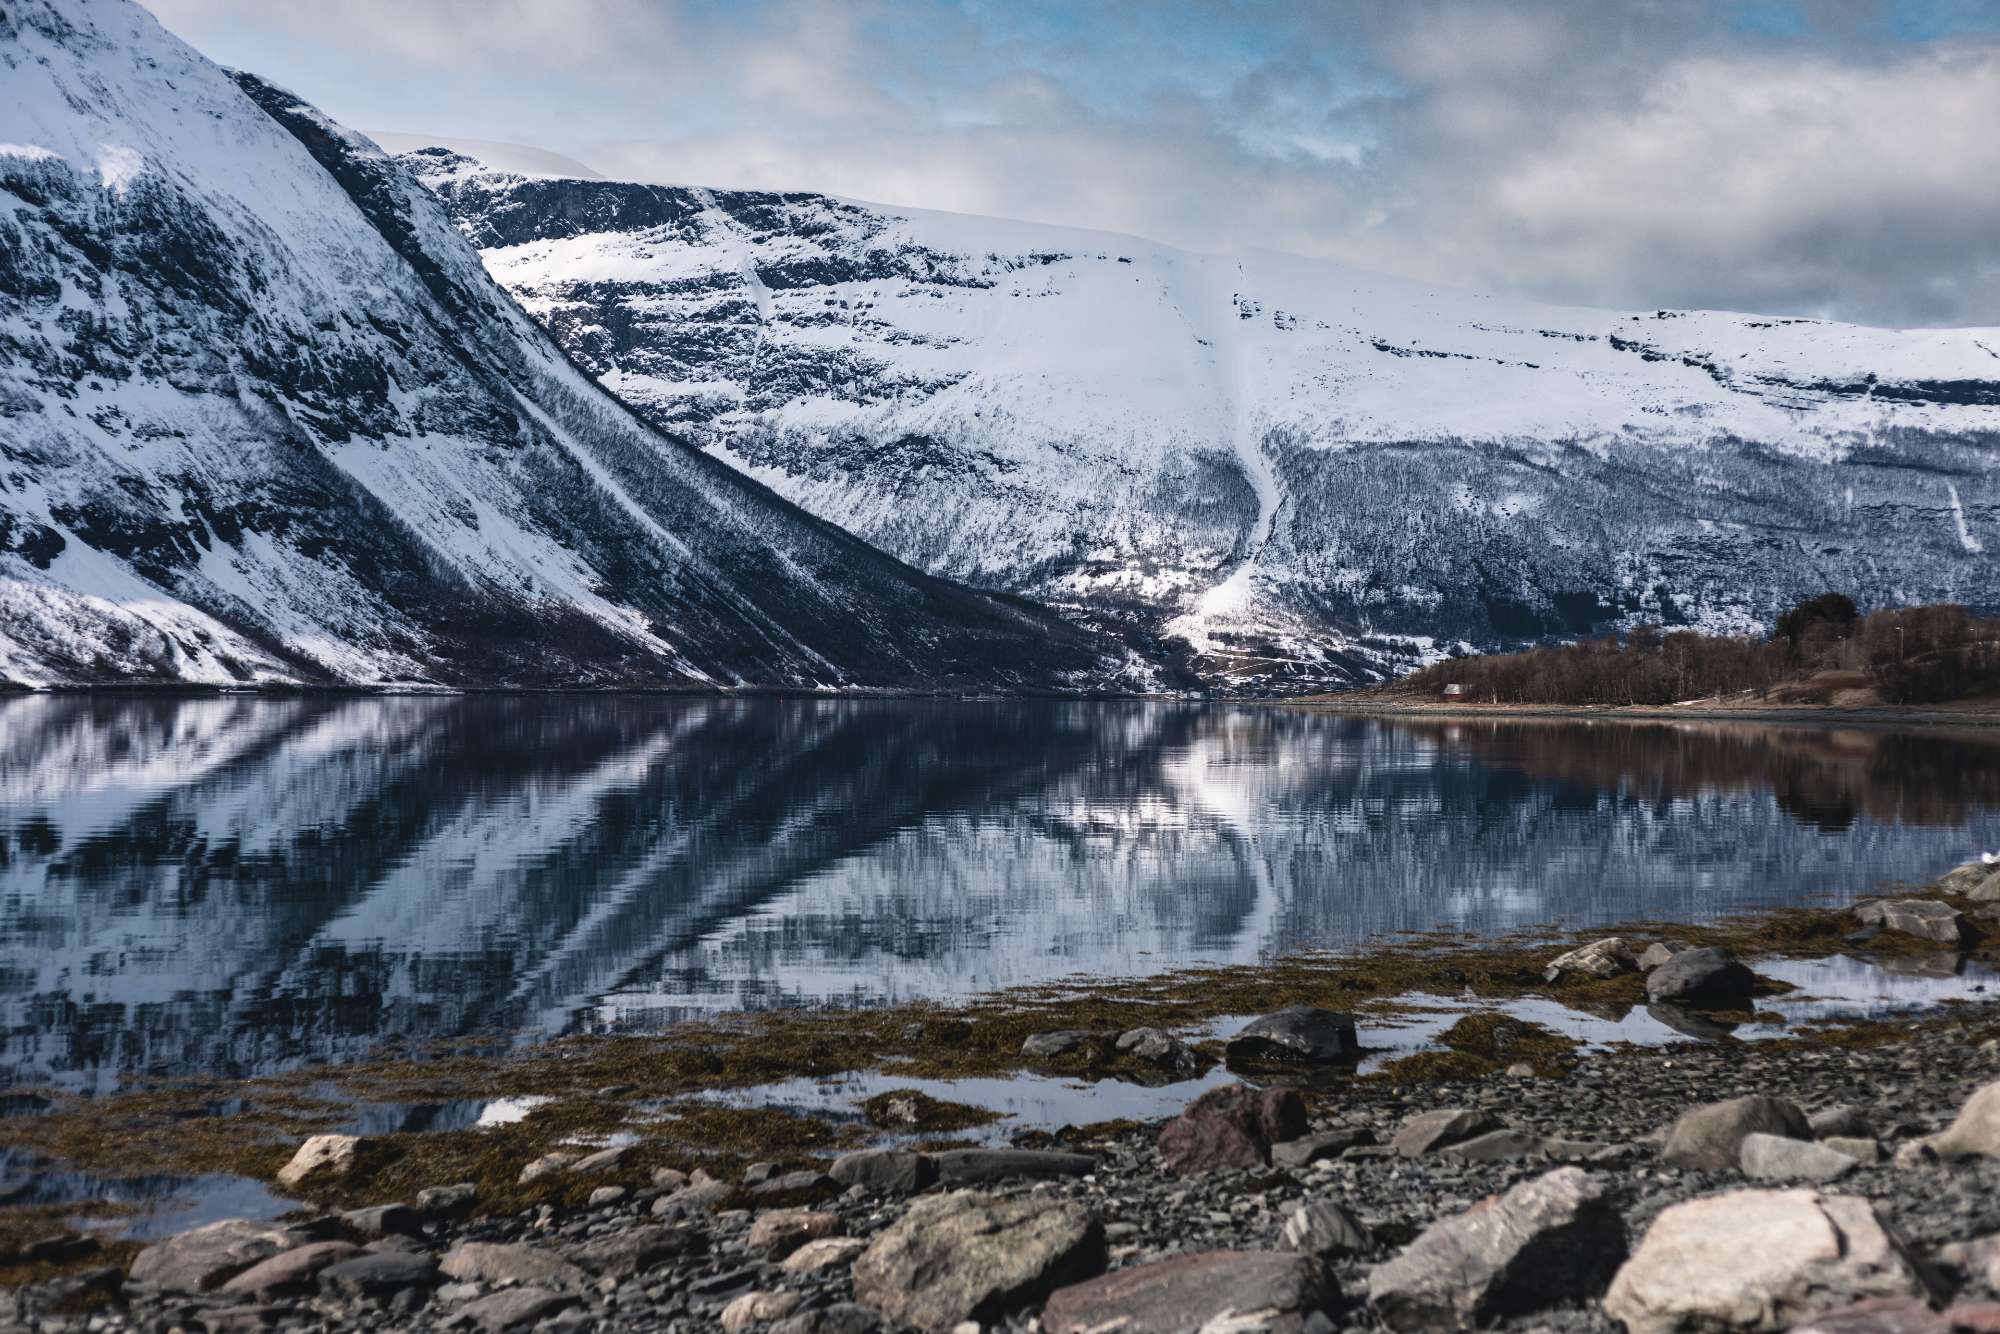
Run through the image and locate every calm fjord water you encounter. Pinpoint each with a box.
[4,695,1998,1092]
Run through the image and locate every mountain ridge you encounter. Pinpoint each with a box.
[0,0,1142,692]
[403,145,2000,693]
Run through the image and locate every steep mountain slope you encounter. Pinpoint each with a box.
[406,150,2000,693]
[0,0,1133,691]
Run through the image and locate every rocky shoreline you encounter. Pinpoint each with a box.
[9,861,2000,1334]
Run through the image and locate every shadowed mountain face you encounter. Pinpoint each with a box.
[0,0,1132,691]
[4,695,1997,1091]
[404,150,2000,694]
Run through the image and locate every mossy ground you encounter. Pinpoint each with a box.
[1,877,1989,1253]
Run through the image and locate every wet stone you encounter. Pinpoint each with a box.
[1646,946,1758,1008]
[1224,1006,1359,1066]
[1158,1083,1308,1176]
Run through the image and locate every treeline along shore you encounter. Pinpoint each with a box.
[1342,596,2000,712]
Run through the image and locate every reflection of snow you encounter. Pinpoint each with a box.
[3,695,1999,1090]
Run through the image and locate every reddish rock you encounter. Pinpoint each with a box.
[1156,1084,1308,1176]
[1044,1250,1334,1334]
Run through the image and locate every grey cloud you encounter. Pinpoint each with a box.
[141,0,2000,327]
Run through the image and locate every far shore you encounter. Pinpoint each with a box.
[1282,695,2000,730]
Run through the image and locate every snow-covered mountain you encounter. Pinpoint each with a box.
[0,0,1134,691]
[404,150,2000,692]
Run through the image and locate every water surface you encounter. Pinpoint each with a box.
[3,695,1997,1092]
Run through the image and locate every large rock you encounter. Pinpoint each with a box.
[851,1190,1105,1332]
[1021,1030,1095,1059]
[438,1241,589,1292]
[1282,1201,1371,1258]
[1543,937,1638,982]
[1604,1189,1938,1334]
[318,1251,436,1300]
[274,1134,360,1189]
[830,1149,935,1194]
[782,1238,868,1276]
[1854,899,1971,947]
[1661,1096,1810,1171]
[565,1225,706,1279]
[1389,1108,1502,1158]
[1042,1250,1334,1334]
[1272,1126,1374,1168]
[1366,1167,1625,1332]
[929,1148,1097,1186]
[217,1241,362,1299]
[1741,1133,1860,1182]
[748,1209,842,1259]
[1927,1081,2000,1159]
[1936,859,1999,896]
[1157,1084,1308,1176]
[1115,1027,1201,1075]
[1639,940,1692,971]
[1646,947,1758,1008]
[128,1219,307,1294]
[1224,1007,1359,1066]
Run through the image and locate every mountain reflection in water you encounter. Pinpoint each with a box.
[2,695,1996,1091]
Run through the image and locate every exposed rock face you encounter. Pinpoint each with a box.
[850,1191,1105,1332]
[1662,1096,1812,1171]
[1604,1190,1939,1334]
[1224,1008,1360,1066]
[403,149,2000,696]
[1366,1167,1625,1331]
[0,0,1131,693]
[1042,1250,1335,1334]
[1156,1084,1309,1176]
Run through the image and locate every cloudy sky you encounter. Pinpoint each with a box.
[140,0,2000,329]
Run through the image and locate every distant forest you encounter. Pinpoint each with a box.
[1399,596,2000,706]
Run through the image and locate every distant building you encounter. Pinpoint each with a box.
[1441,683,1469,699]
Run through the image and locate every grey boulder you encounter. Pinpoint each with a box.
[1390,1108,1502,1158]
[1646,946,1758,1008]
[1740,1132,1860,1182]
[1281,1201,1371,1258]
[1224,1007,1359,1066]
[1604,1189,1938,1334]
[128,1219,307,1294]
[830,1149,936,1195]
[1854,899,1971,947]
[1366,1167,1625,1332]
[1662,1095,1811,1171]
[852,1190,1105,1333]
